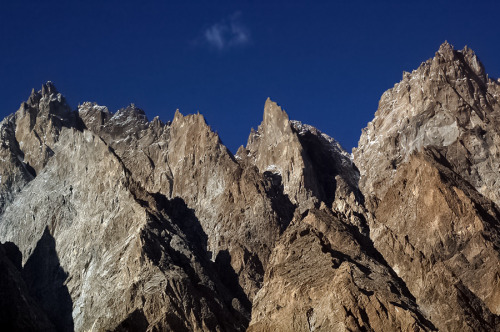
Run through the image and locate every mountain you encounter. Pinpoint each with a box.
[0,42,499,331]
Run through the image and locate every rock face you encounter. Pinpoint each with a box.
[371,149,500,331]
[248,207,435,332]
[79,103,287,309]
[244,99,359,215]
[0,42,499,331]
[354,42,500,331]
[0,82,82,214]
[0,85,250,331]
[354,42,500,208]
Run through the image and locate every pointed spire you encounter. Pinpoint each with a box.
[461,45,486,81]
[173,109,183,122]
[27,88,41,105]
[438,40,454,52]
[41,81,57,96]
[436,41,455,61]
[263,98,289,128]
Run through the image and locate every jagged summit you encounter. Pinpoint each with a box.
[435,41,486,78]
[398,41,489,91]
[40,81,58,96]
[25,81,65,108]
[262,98,289,128]
[1,43,500,331]
[353,44,500,330]
[355,42,500,205]
[436,40,454,57]
[112,103,149,125]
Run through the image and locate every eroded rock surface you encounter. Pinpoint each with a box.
[354,42,500,208]
[248,207,435,332]
[355,42,500,331]
[0,41,499,332]
[371,149,500,331]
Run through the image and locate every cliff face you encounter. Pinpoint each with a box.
[371,149,500,331]
[354,42,500,209]
[354,43,500,331]
[0,86,252,331]
[0,42,499,332]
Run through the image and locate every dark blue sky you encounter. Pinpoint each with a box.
[1,0,499,153]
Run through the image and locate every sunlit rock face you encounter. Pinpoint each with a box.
[354,42,500,331]
[0,42,499,331]
[354,41,500,209]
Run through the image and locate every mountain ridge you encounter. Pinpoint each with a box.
[0,42,499,331]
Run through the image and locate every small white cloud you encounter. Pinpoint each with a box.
[202,12,250,50]
[204,24,226,50]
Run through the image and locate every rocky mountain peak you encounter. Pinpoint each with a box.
[247,98,292,147]
[169,110,230,169]
[78,101,110,116]
[433,41,487,81]
[21,82,71,118]
[173,109,205,126]
[354,42,500,206]
[107,104,148,129]
[351,43,500,331]
[170,110,222,151]
[246,98,363,220]
[5,82,82,179]
[1,43,500,332]
[25,81,60,106]
[436,40,454,59]
[111,103,148,125]
[119,103,147,117]
[40,81,58,96]
[261,98,291,134]
[27,88,41,106]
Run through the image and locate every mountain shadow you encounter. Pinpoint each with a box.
[23,226,74,332]
[161,196,254,315]
[110,309,149,332]
[0,241,56,331]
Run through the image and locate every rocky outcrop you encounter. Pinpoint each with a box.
[0,41,499,332]
[244,101,435,331]
[78,102,173,196]
[370,149,500,331]
[244,98,312,210]
[248,207,435,331]
[354,42,500,209]
[0,90,248,331]
[243,99,362,224]
[355,42,500,331]
[80,103,288,308]
[0,82,82,213]
[165,110,286,305]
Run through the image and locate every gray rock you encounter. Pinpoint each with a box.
[0,41,499,332]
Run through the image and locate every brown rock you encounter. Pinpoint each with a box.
[354,42,500,209]
[372,149,500,331]
[355,42,500,331]
[1,42,499,332]
[0,121,247,330]
[248,207,435,331]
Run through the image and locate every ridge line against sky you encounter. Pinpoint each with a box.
[1,0,499,153]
